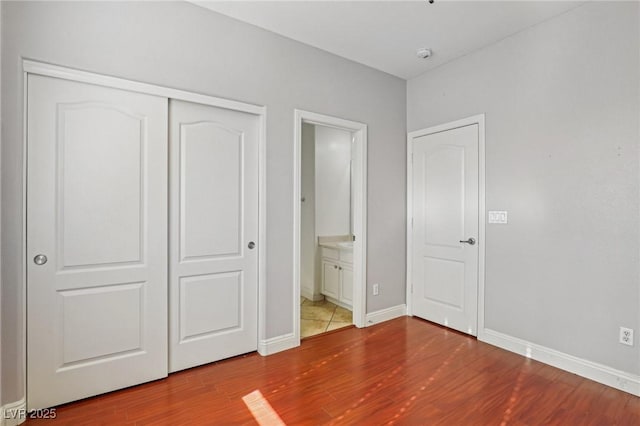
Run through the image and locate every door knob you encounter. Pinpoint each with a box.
[34,254,48,265]
[459,238,476,245]
[248,241,256,249]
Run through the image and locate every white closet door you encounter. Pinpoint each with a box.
[169,100,259,372]
[27,75,168,409]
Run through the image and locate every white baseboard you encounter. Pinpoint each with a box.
[1,398,26,426]
[365,304,407,326]
[258,333,298,356]
[300,288,324,302]
[479,328,640,397]
[324,295,352,311]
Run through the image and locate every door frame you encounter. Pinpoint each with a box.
[293,109,368,344]
[21,59,268,408]
[406,114,486,336]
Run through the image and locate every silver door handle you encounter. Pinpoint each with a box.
[248,241,255,249]
[459,238,476,245]
[34,254,48,265]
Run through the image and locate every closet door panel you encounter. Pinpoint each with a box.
[180,122,242,259]
[169,100,259,372]
[27,74,168,410]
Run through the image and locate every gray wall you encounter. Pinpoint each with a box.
[408,1,639,375]
[0,1,406,404]
[315,125,352,237]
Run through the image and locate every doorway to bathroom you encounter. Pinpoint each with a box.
[293,110,367,342]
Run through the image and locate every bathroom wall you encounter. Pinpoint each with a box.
[315,125,352,237]
[301,123,353,301]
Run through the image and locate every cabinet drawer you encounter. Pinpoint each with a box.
[321,247,339,260]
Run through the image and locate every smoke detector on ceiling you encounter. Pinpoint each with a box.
[416,48,432,59]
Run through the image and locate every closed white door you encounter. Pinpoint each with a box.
[411,124,479,335]
[169,100,259,372]
[27,75,168,409]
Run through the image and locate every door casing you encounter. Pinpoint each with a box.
[406,114,486,336]
[21,59,267,408]
[293,109,368,344]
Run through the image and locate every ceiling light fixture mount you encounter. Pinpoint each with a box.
[416,48,432,59]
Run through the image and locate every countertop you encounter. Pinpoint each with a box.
[319,241,353,251]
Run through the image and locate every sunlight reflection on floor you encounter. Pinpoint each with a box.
[242,390,286,426]
[499,364,527,426]
[386,340,467,425]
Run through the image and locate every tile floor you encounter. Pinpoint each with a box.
[300,297,353,338]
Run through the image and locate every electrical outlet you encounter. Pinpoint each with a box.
[372,283,379,296]
[619,327,634,346]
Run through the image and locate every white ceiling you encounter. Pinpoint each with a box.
[191,1,584,80]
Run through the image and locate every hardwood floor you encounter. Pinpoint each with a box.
[26,317,639,425]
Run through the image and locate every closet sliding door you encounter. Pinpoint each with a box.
[26,69,262,409]
[27,75,169,410]
[169,100,259,372]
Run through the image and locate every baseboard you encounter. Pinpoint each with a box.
[1,398,26,426]
[479,328,640,397]
[300,287,314,301]
[324,295,352,311]
[365,304,407,326]
[300,288,324,302]
[258,333,298,356]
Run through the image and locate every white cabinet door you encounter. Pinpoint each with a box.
[27,75,168,409]
[169,100,259,372]
[322,260,340,299]
[340,265,353,304]
[411,124,479,335]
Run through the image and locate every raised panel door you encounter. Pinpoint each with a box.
[27,75,168,409]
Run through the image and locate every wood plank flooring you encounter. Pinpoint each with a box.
[26,317,639,425]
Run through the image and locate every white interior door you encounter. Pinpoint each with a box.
[411,124,479,335]
[169,100,259,372]
[27,74,168,409]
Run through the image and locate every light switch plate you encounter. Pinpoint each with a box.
[488,211,508,224]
